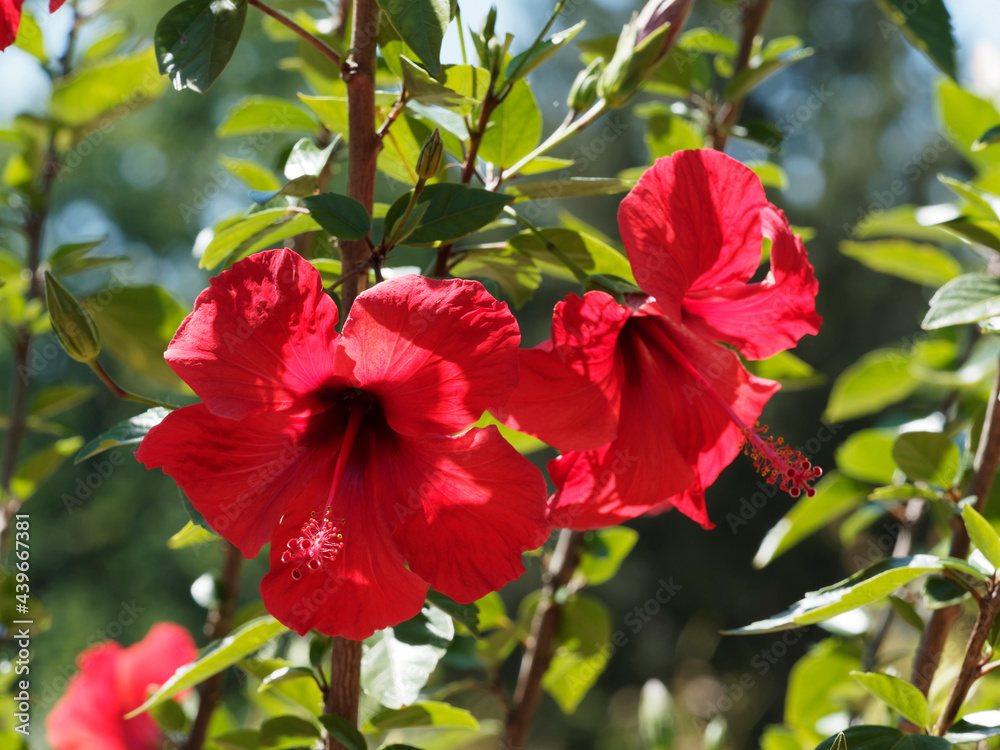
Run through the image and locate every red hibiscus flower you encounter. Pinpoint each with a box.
[138,248,549,640]
[500,149,822,530]
[46,623,197,750]
[1,0,65,51]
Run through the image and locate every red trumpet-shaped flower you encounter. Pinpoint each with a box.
[500,149,822,530]
[138,249,549,640]
[1,0,65,51]
[46,623,197,750]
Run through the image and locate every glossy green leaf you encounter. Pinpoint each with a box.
[962,504,1000,569]
[891,432,959,487]
[156,0,247,93]
[127,616,289,717]
[923,273,1000,329]
[507,177,635,201]
[507,227,635,283]
[218,156,282,192]
[46,240,126,277]
[815,726,951,750]
[167,520,218,549]
[230,213,321,264]
[726,555,968,634]
[450,248,541,308]
[839,240,960,287]
[247,175,318,204]
[938,79,1000,171]
[872,0,956,80]
[200,208,307,269]
[51,48,168,127]
[361,605,453,708]
[473,411,547,456]
[216,96,317,137]
[376,0,450,75]
[850,205,961,244]
[11,437,84,501]
[86,286,188,390]
[383,183,513,245]
[318,714,365,750]
[479,79,541,169]
[753,473,869,568]
[974,125,1000,152]
[824,349,919,422]
[850,670,930,727]
[747,351,824,390]
[578,527,639,585]
[835,429,897,484]
[362,701,479,732]
[541,594,611,713]
[302,193,371,240]
[505,21,586,82]
[924,575,969,609]
[938,175,1000,221]
[75,407,171,462]
[946,710,1000,743]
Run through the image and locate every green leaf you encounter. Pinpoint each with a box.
[30,384,94,420]
[505,21,586,82]
[839,240,961,287]
[962,505,1000,569]
[218,156,282,192]
[479,79,542,168]
[45,239,122,278]
[872,0,956,80]
[824,349,919,422]
[216,96,317,137]
[746,160,789,189]
[507,177,635,201]
[399,56,470,109]
[923,273,1000,330]
[156,0,247,93]
[85,286,189,391]
[507,227,635,283]
[753,473,869,568]
[815,726,951,750]
[450,248,541,308]
[938,175,1000,222]
[11,437,85,501]
[361,605,453,708]
[14,12,45,62]
[830,733,848,750]
[167,520,218,549]
[127,616,289,717]
[259,716,321,745]
[383,183,513,245]
[635,102,704,159]
[891,432,959,487]
[835,429,897,484]
[542,594,612,713]
[938,79,1000,171]
[726,555,969,634]
[850,205,960,244]
[472,411,547,456]
[725,46,813,103]
[747,351,824,391]
[75,407,171,462]
[51,48,168,127]
[318,714,365,750]
[376,0,450,75]
[258,665,317,692]
[200,209,304,269]
[888,595,926,633]
[247,175,318,204]
[974,125,1000,152]
[302,193,371,240]
[362,701,479,732]
[946,710,1000,743]
[850,671,930,727]
[578,527,639,585]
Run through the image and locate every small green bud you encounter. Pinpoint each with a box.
[481,5,497,42]
[416,127,444,181]
[567,58,604,113]
[43,270,101,363]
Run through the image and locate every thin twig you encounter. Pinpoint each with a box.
[247,0,343,69]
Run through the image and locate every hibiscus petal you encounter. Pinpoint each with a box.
[136,404,321,558]
[385,426,550,602]
[115,623,197,713]
[260,466,428,640]
[498,291,630,452]
[681,205,822,360]
[338,276,520,436]
[46,644,135,750]
[619,150,767,318]
[0,0,22,50]
[166,248,340,420]
[50,0,65,10]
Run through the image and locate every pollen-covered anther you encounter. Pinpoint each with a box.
[282,508,345,580]
[741,422,822,498]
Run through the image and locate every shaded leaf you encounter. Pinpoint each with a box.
[318,714,365,750]
[376,0,450,75]
[303,193,371,240]
[946,710,1000,743]
[362,701,479,732]
[815,726,951,750]
[505,21,586,82]
[507,177,635,201]
[383,183,513,245]
[479,79,541,169]
[872,0,956,80]
[156,0,247,93]
[891,432,959,487]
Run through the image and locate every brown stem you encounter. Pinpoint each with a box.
[326,637,363,750]
[708,0,773,151]
[912,361,1000,695]
[247,0,343,68]
[336,0,379,311]
[185,541,243,750]
[504,529,585,750]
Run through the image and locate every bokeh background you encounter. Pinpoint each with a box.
[1,0,998,747]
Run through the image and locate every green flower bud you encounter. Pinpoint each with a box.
[43,270,101,363]
[416,127,444,181]
[481,5,497,43]
[567,58,604,113]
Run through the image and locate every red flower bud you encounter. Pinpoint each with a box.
[636,0,694,56]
